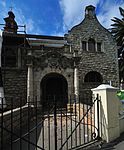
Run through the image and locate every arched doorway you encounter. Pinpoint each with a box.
[41,73,68,108]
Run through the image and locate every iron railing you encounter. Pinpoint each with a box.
[0,95,101,150]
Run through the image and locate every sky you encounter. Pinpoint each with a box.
[0,0,124,36]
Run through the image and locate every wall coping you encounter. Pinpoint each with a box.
[91,84,119,91]
[0,104,34,117]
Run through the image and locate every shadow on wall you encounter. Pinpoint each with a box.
[2,106,43,150]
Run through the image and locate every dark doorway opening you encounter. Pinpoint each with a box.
[41,73,68,108]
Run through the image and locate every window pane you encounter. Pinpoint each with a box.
[88,39,95,51]
[97,42,101,52]
[82,41,86,51]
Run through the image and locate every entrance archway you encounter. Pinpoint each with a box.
[41,73,68,108]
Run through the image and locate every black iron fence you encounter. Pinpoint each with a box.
[0,95,101,150]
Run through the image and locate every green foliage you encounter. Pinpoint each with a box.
[111,7,124,47]
[111,7,124,83]
[117,90,124,100]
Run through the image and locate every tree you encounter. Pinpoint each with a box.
[111,7,124,88]
[111,7,124,48]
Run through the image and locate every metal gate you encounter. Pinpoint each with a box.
[0,95,101,150]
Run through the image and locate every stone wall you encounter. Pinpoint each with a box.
[1,68,27,108]
[66,6,119,102]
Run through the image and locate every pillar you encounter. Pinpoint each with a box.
[27,50,34,104]
[73,51,80,102]
[92,84,120,142]
[74,67,79,101]
[0,35,6,109]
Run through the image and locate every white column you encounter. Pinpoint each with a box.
[27,51,33,104]
[0,35,6,109]
[74,66,79,102]
[73,50,80,102]
[74,67,79,97]
[92,84,120,142]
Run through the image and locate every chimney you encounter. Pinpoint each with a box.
[85,5,96,18]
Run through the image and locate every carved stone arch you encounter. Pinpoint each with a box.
[34,65,74,107]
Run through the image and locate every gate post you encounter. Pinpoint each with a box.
[92,84,120,142]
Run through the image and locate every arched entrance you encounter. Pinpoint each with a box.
[41,73,68,108]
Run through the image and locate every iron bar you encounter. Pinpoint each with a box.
[94,95,95,138]
[83,103,85,144]
[70,95,73,149]
[74,96,77,147]
[87,103,89,143]
[60,97,63,148]
[11,98,13,150]
[79,95,81,145]
[59,99,97,150]
[20,97,22,150]
[0,125,44,150]
[90,103,93,140]
[0,98,4,150]
[66,98,68,149]
[42,99,44,149]
[54,96,57,150]
[35,97,38,150]
[97,94,100,139]
[28,97,30,150]
[48,101,51,150]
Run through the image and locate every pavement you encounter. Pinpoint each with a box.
[87,132,124,150]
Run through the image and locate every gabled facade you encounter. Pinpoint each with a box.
[1,5,119,108]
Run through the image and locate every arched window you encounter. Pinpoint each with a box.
[82,41,87,51]
[84,71,103,83]
[88,38,95,52]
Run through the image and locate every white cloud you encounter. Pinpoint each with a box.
[59,0,99,32]
[0,1,43,35]
[97,2,124,29]
[0,0,124,36]
[59,0,124,31]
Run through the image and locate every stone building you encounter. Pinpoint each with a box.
[0,5,119,108]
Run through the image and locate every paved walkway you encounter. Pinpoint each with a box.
[87,132,124,150]
[4,113,92,150]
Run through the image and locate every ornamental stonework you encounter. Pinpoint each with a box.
[33,50,73,70]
